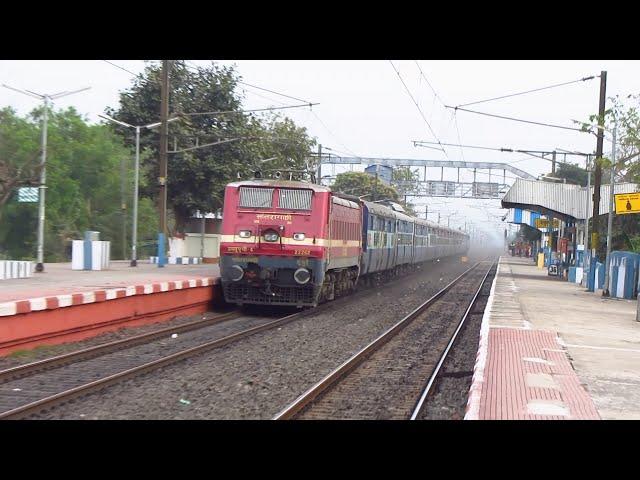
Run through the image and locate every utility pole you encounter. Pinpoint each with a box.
[98,114,179,267]
[1,84,90,273]
[316,144,322,185]
[552,151,556,175]
[121,154,127,260]
[158,60,171,267]
[591,71,607,255]
[425,204,428,221]
[603,122,617,297]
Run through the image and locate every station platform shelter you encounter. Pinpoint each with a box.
[466,256,640,420]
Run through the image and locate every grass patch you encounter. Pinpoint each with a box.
[8,344,58,359]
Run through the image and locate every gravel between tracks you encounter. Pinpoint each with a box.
[0,309,237,371]
[417,266,495,420]
[29,257,481,420]
[295,266,489,420]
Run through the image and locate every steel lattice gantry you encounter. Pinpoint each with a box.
[318,155,536,199]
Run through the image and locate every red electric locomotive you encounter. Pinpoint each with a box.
[220,180,362,307]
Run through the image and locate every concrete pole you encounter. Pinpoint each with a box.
[35,96,49,273]
[603,122,617,297]
[130,126,140,266]
[316,144,322,185]
[200,215,206,259]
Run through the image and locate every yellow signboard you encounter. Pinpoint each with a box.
[535,218,560,229]
[615,193,640,215]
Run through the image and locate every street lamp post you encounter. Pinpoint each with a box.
[99,114,180,266]
[2,84,90,272]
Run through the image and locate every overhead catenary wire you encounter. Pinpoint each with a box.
[310,110,361,158]
[455,75,596,109]
[185,60,315,105]
[389,61,449,159]
[413,139,592,157]
[445,105,590,134]
[413,61,466,163]
[180,103,318,117]
[103,60,140,77]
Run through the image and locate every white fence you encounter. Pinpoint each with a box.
[0,261,33,280]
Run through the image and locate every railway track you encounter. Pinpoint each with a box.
[274,259,497,420]
[0,309,312,419]
[0,256,484,420]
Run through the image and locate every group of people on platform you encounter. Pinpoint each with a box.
[508,241,532,258]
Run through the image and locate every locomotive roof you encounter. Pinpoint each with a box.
[227,179,332,193]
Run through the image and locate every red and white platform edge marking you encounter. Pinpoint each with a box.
[464,259,600,420]
[465,263,498,420]
[0,277,217,317]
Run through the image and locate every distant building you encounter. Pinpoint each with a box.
[365,164,393,185]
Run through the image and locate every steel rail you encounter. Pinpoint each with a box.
[0,309,313,420]
[0,311,241,384]
[409,260,496,420]
[272,261,483,420]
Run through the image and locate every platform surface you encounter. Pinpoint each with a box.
[0,261,220,304]
[466,256,640,420]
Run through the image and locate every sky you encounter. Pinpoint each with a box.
[3,60,639,246]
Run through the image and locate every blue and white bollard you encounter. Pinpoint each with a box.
[157,233,166,268]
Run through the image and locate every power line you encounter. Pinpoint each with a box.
[237,80,311,104]
[103,60,140,77]
[445,105,589,134]
[180,103,318,117]
[185,60,315,104]
[413,61,465,162]
[389,61,449,159]
[310,110,361,157]
[413,139,592,157]
[414,61,446,107]
[456,75,596,109]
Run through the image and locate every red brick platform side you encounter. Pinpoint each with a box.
[474,328,600,420]
[0,279,221,356]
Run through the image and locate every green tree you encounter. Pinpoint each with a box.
[576,94,640,255]
[0,107,145,262]
[551,162,588,186]
[391,166,420,215]
[107,61,316,233]
[331,171,400,201]
[0,107,42,216]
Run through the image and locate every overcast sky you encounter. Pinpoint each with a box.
[3,60,638,244]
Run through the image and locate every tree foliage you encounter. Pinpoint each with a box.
[576,93,640,254]
[107,61,316,232]
[552,162,588,186]
[0,108,43,214]
[0,107,157,261]
[331,171,400,202]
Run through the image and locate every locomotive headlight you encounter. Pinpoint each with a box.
[229,265,244,282]
[264,230,279,242]
[238,230,251,238]
[293,233,306,241]
[294,268,311,285]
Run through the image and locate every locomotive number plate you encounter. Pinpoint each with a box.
[293,249,311,256]
[232,257,258,263]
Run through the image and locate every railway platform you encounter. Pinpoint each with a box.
[466,256,640,420]
[0,261,221,355]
